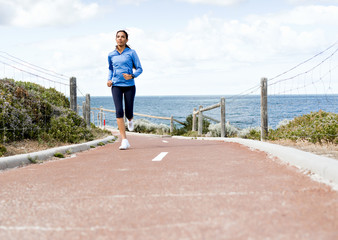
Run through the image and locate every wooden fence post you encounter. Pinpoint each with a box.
[70,77,77,113]
[82,101,86,119]
[198,105,203,135]
[99,106,103,128]
[261,77,268,141]
[220,97,226,138]
[192,108,196,131]
[170,115,174,133]
[85,94,91,128]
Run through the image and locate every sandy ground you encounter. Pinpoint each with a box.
[268,139,338,160]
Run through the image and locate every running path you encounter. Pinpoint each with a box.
[0,133,337,239]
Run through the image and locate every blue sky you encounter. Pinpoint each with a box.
[1,0,338,96]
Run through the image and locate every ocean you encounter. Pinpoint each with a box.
[78,95,338,130]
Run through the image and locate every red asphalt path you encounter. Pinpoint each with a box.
[0,133,337,240]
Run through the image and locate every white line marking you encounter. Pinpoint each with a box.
[162,140,168,143]
[152,152,168,161]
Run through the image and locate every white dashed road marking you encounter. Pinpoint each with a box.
[152,152,168,161]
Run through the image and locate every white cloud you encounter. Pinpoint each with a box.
[125,5,338,94]
[128,4,338,69]
[0,0,99,27]
[116,0,148,5]
[178,0,244,6]
[11,4,338,95]
[287,0,338,4]
[276,5,338,25]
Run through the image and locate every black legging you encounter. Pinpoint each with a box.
[111,85,136,119]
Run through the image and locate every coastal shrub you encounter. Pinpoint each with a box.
[0,144,6,157]
[0,78,54,141]
[238,127,261,140]
[133,119,170,134]
[173,114,210,135]
[16,81,70,108]
[49,110,93,143]
[89,123,112,138]
[276,119,291,129]
[268,110,338,144]
[207,122,239,137]
[0,78,109,145]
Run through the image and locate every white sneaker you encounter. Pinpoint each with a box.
[119,139,130,150]
[127,119,134,132]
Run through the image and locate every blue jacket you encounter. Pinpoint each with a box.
[108,47,143,87]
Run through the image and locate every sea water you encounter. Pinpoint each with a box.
[78,95,338,130]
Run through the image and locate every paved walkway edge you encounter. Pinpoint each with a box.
[173,136,338,190]
[0,136,116,171]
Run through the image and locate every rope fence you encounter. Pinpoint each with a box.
[0,51,89,143]
[190,40,338,141]
[78,105,185,134]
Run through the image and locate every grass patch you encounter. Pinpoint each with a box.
[28,156,39,164]
[54,152,65,158]
[0,144,6,157]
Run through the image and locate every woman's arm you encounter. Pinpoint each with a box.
[108,54,114,81]
[132,50,143,78]
[107,54,114,86]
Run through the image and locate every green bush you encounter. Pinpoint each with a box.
[0,79,54,141]
[238,127,261,140]
[268,110,338,144]
[0,78,109,144]
[49,110,93,143]
[16,81,70,108]
[0,144,6,157]
[172,114,210,136]
[134,119,170,135]
[208,122,239,137]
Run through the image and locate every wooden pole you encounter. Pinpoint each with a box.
[198,105,203,136]
[220,97,226,138]
[70,77,77,113]
[170,115,174,133]
[85,94,91,128]
[82,101,86,119]
[100,106,103,128]
[192,108,196,131]
[261,77,268,141]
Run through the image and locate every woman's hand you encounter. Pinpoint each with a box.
[123,73,134,80]
[107,80,113,87]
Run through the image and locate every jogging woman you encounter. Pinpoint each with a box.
[107,30,143,150]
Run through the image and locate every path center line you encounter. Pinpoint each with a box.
[152,152,168,162]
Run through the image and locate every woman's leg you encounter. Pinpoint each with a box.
[116,118,127,139]
[123,85,136,120]
[112,86,127,139]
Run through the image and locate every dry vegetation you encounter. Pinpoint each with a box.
[2,130,114,157]
[268,139,338,160]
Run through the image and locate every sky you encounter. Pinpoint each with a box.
[0,0,338,96]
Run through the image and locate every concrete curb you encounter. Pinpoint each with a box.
[173,136,338,189]
[0,136,116,171]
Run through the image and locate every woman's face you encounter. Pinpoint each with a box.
[116,32,128,47]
